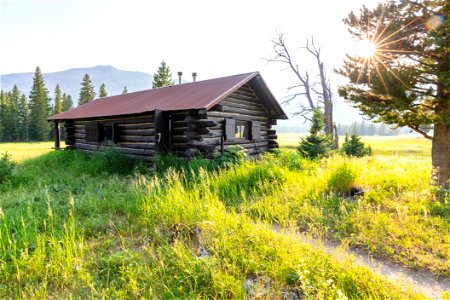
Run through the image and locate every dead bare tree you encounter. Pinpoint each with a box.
[267,32,338,148]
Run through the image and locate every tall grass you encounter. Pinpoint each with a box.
[0,140,446,298]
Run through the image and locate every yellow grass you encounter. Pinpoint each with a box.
[0,142,58,162]
[0,135,432,162]
[278,133,431,157]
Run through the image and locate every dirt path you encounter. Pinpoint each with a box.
[276,228,450,299]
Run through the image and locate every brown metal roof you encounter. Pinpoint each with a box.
[48,72,288,120]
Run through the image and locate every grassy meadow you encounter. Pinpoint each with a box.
[0,134,448,299]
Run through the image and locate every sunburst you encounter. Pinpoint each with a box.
[348,6,440,93]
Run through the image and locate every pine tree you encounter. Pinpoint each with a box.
[152,60,173,88]
[78,74,96,105]
[122,86,128,94]
[29,66,51,141]
[298,108,333,159]
[7,85,20,141]
[342,133,371,157]
[0,91,6,142]
[18,93,29,141]
[62,93,73,112]
[99,83,108,97]
[337,0,449,186]
[53,84,62,115]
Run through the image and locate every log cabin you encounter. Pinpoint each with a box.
[48,72,288,161]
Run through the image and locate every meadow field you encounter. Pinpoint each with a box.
[0,134,448,299]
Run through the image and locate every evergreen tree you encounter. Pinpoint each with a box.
[78,74,96,105]
[298,108,333,159]
[7,85,20,141]
[0,91,6,142]
[337,0,449,186]
[99,83,108,97]
[152,60,173,88]
[342,133,371,157]
[62,93,73,112]
[29,66,51,141]
[122,86,128,94]
[53,84,62,115]
[18,93,29,141]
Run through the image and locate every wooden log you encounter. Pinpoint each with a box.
[187,109,207,116]
[171,143,189,150]
[206,111,268,122]
[268,119,277,126]
[172,127,187,135]
[75,143,155,156]
[221,98,268,112]
[267,129,276,135]
[119,123,154,129]
[118,142,156,150]
[75,133,85,139]
[120,135,154,143]
[219,105,268,117]
[120,128,155,136]
[268,135,277,140]
[74,115,155,125]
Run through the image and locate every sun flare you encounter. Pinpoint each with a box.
[355,39,377,58]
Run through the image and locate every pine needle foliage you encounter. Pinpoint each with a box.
[298,108,333,159]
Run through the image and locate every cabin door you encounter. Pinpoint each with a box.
[155,110,171,152]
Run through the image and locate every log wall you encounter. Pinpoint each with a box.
[183,84,278,158]
[67,113,156,161]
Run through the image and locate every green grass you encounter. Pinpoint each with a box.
[278,133,432,157]
[0,137,447,298]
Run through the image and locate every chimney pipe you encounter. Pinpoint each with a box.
[177,71,183,84]
[192,72,197,82]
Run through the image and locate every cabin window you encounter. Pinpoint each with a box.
[85,123,120,143]
[103,125,113,141]
[85,124,100,142]
[235,120,250,140]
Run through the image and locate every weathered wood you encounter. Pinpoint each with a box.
[119,142,156,150]
[268,119,277,126]
[120,135,155,143]
[75,143,155,156]
[119,123,154,129]
[74,115,154,125]
[206,111,268,122]
[219,105,268,117]
[120,128,155,136]
[221,98,268,112]
[75,133,85,139]
[268,134,277,140]
[187,109,207,116]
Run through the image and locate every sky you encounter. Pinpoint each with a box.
[0,0,382,125]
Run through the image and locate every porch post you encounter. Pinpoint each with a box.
[54,121,60,149]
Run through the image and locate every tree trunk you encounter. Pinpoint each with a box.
[432,122,450,188]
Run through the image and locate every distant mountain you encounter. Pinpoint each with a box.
[0,65,153,101]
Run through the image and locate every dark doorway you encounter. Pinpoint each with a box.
[155,110,171,152]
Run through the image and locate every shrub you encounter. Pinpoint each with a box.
[298,109,333,159]
[0,152,15,184]
[214,146,246,168]
[341,133,372,157]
